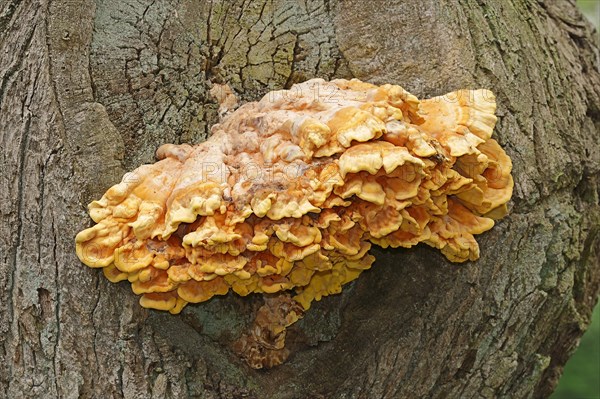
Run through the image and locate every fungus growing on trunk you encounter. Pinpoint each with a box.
[75,78,513,368]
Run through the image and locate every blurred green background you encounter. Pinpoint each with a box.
[578,0,600,28]
[552,3,599,399]
[577,0,600,28]
[552,306,600,398]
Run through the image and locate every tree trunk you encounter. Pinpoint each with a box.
[1,0,599,397]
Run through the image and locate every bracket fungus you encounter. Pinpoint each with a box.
[76,78,513,368]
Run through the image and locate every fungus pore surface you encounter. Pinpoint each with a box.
[76,78,513,368]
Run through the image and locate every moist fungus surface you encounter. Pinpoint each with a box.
[76,78,513,368]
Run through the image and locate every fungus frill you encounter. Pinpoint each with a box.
[75,78,513,368]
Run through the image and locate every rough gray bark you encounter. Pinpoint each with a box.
[1,0,599,398]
